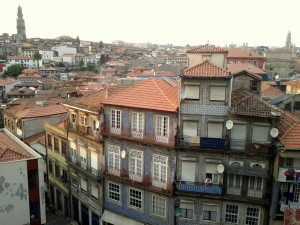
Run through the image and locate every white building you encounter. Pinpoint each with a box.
[39,50,54,60]
[7,56,36,68]
[51,45,76,57]
[0,129,46,225]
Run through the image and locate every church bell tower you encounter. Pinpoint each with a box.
[16,5,26,42]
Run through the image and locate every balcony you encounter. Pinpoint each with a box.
[178,135,227,150]
[66,122,101,141]
[103,166,173,195]
[68,159,102,181]
[229,139,271,154]
[175,181,223,195]
[226,186,241,195]
[100,125,176,147]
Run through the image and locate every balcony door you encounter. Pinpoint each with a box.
[111,109,121,134]
[132,112,144,139]
[231,123,247,150]
[181,161,196,182]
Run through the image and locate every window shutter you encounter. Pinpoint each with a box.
[210,86,226,101]
[185,85,199,99]
[252,125,269,143]
[183,121,198,136]
[231,124,247,140]
[91,185,98,199]
[70,141,76,149]
[205,163,218,174]
[91,151,98,170]
[180,201,194,209]
[181,161,196,182]
[80,146,87,159]
[81,179,87,191]
[204,204,218,212]
[207,122,223,138]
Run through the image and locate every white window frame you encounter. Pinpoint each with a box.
[129,149,143,182]
[71,148,77,163]
[132,112,144,138]
[80,178,87,192]
[248,177,263,191]
[245,207,260,225]
[203,204,218,222]
[155,115,169,143]
[108,145,121,176]
[207,122,223,138]
[152,154,168,189]
[111,109,121,134]
[108,182,120,202]
[228,174,242,188]
[80,147,87,170]
[91,184,99,200]
[129,187,143,210]
[152,195,166,218]
[224,204,239,224]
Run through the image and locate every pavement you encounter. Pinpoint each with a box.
[45,207,72,225]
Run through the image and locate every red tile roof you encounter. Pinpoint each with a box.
[261,84,285,100]
[18,73,41,78]
[227,48,264,58]
[0,132,32,162]
[24,131,45,144]
[227,63,265,74]
[278,110,300,139]
[102,78,179,112]
[128,71,177,77]
[187,45,228,53]
[7,56,34,60]
[0,78,18,86]
[184,60,230,78]
[284,79,300,89]
[266,51,292,54]
[14,105,67,119]
[8,88,36,96]
[280,123,300,148]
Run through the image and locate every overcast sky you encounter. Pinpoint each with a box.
[1,0,299,47]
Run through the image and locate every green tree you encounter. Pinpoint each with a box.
[3,64,27,78]
[56,62,65,67]
[99,41,104,49]
[79,59,84,67]
[33,52,42,69]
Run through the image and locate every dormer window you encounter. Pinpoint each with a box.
[251,81,259,93]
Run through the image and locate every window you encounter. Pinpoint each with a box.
[91,150,98,176]
[153,154,168,187]
[108,145,120,176]
[210,86,226,101]
[207,122,223,138]
[179,201,194,219]
[111,109,121,134]
[228,174,242,188]
[92,119,98,132]
[48,160,53,174]
[47,134,52,149]
[225,204,238,224]
[205,163,219,185]
[181,161,196,182]
[203,204,218,222]
[55,164,60,179]
[54,137,59,153]
[253,61,259,67]
[132,112,144,138]
[4,118,7,126]
[250,81,259,93]
[28,169,39,189]
[62,169,68,183]
[108,182,120,202]
[156,115,169,143]
[294,102,300,111]
[71,147,77,163]
[129,188,142,209]
[80,146,87,169]
[248,177,262,191]
[185,85,200,100]
[80,114,88,126]
[279,158,293,167]
[61,141,67,156]
[80,178,87,192]
[71,113,76,123]
[245,207,260,225]
[129,149,143,181]
[183,121,198,137]
[231,123,247,150]
[252,124,269,143]
[152,195,166,218]
[71,173,77,187]
[91,185,99,200]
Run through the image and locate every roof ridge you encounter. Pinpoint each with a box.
[151,78,177,109]
[185,60,228,73]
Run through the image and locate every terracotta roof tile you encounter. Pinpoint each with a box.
[0,132,32,163]
[13,105,66,119]
[262,85,285,100]
[128,71,177,77]
[184,60,230,78]
[8,88,36,96]
[266,51,292,54]
[284,79,300,89]
[102,78,179,112]
[0,78,18,86]
[227,63,265,74]
[7,56,34,60]
[280,122,300,148]
[278,110,300,139]
[24,132,45,144]
[227,48,264,58]
[187,45,228,53]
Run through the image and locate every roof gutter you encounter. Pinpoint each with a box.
[63,104,99,115]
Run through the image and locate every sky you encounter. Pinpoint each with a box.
[1,0,299,47]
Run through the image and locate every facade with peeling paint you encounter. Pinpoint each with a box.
[0,129,46,225]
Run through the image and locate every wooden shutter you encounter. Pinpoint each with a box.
[91,150,98,170]
[185,85,200,99]
[231,124,247,140]
[210,86,226,101]
[183,121,198,136]
[207,122,223,138]
[205,163,218,174]
[252,125,269,143]
[180,201,194,209]
[181,161,196,182]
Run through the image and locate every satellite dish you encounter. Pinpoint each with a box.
[217,164,224,174]
[121,150,126,159]
[275,75,279,80]
[270,128,279,138]
[179,90,185,99]
[226,120,233,130]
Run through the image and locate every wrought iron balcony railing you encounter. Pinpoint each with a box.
[175,181,223,195]
[100,125,176,147]
[66,121,101,140]
[103,166,173,195]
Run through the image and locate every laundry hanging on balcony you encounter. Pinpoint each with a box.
[294,170,300,185]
